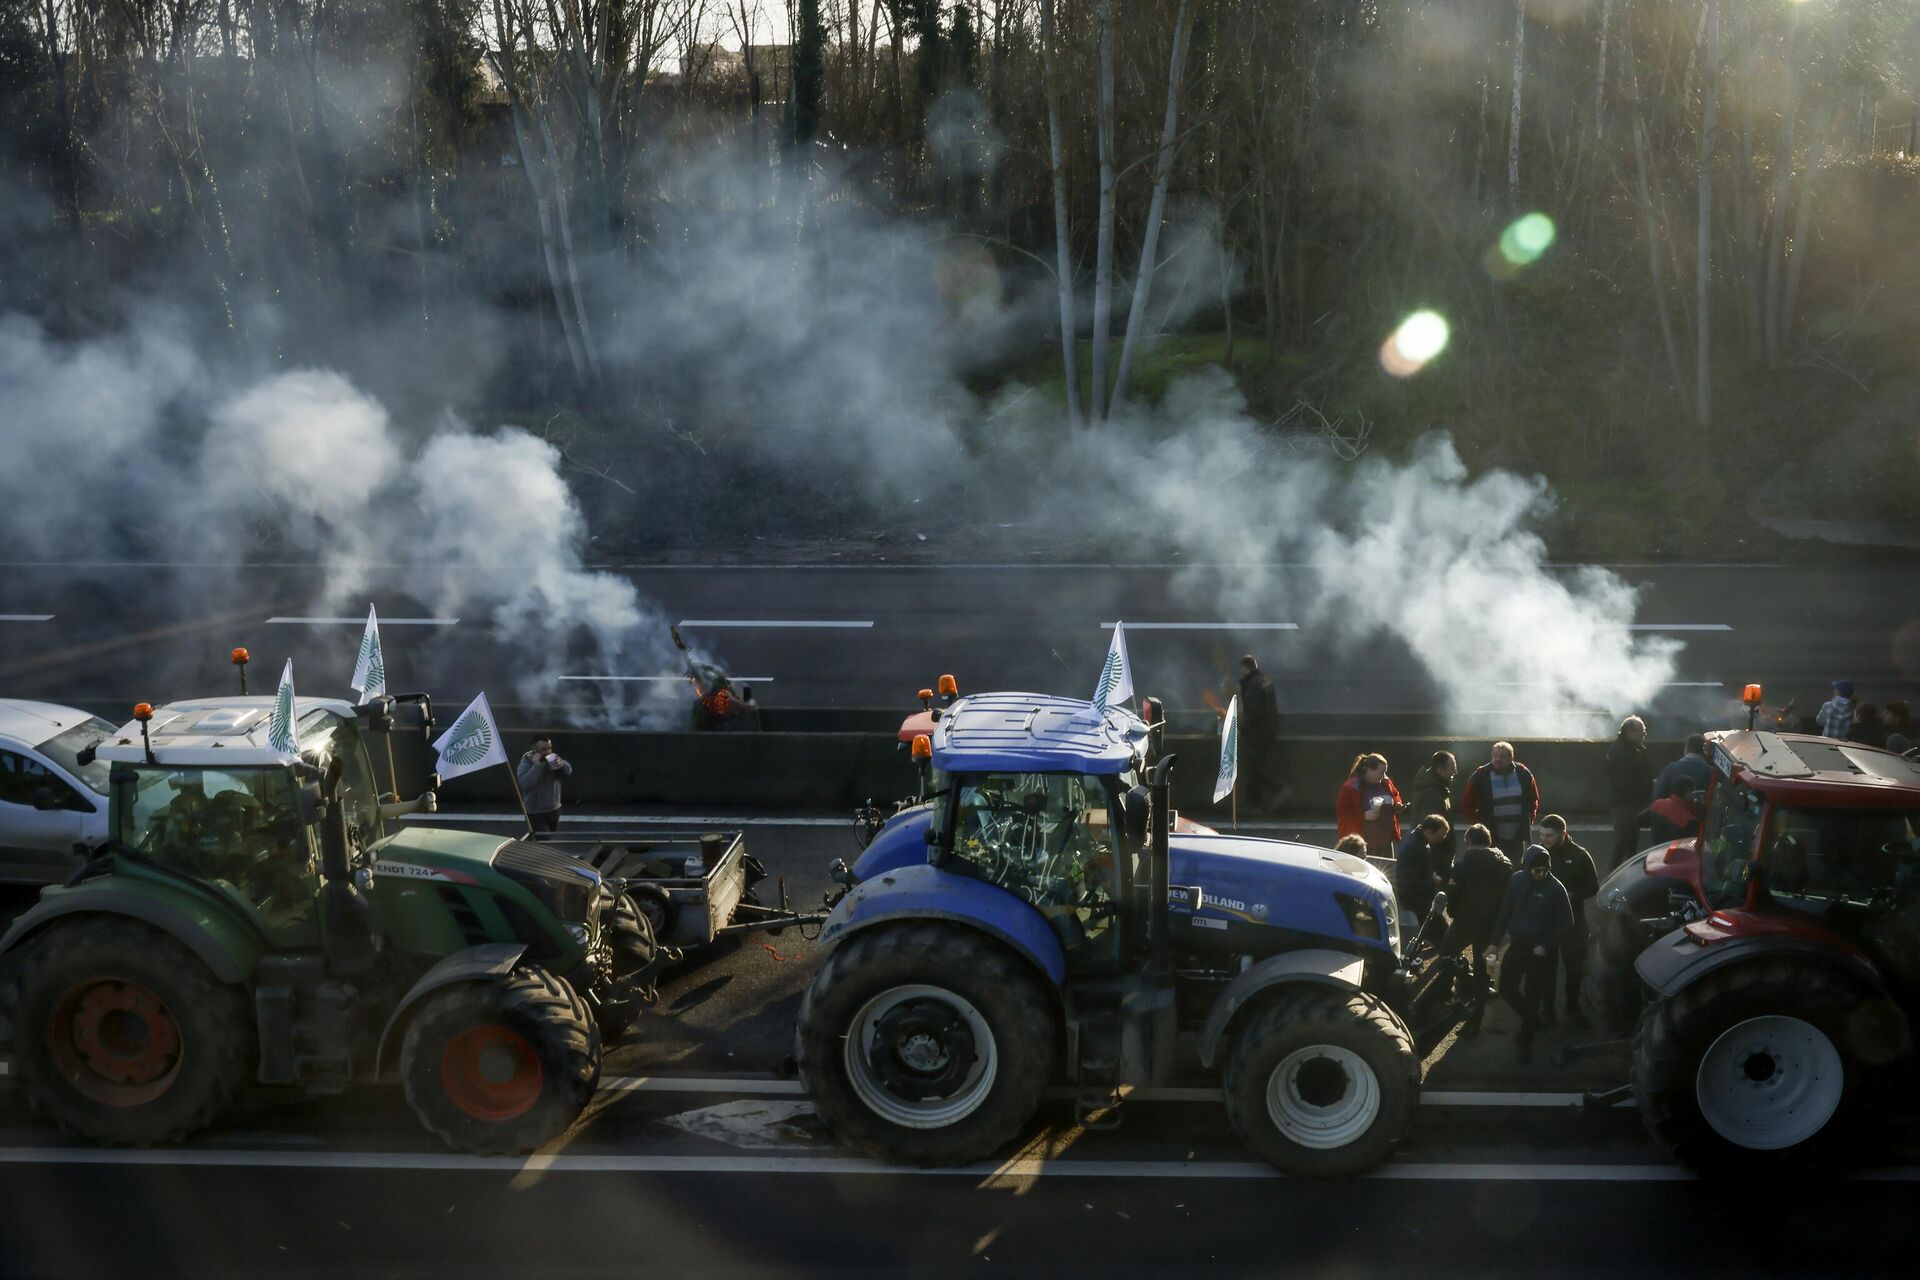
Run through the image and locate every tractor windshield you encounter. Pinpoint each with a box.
[946,772,1124,966]
[110,763,315,928]
[296,709,385,854]
[1701,777,1765,904]
[1757,807,1920,910]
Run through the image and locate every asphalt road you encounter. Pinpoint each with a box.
[1,815,1917,1277]
[2,559,1918,732]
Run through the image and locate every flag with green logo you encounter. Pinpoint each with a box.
[1092,621,1134,714]
[267,659,301,757]
[350,604,386,702]
[432,692,507,781]
[1213,694,1240,804]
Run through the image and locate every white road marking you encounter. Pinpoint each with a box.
[678,620,874,629]
[0,614,53,622]
[412,814,851,827]
[267,616,459,626]
[1627,624,1732,632]
[1100,622,1298,631]
[555,675,775,683]
[1495,681,1726,689]
[7,1145,1914,1181]
[660,1100,819,1149]
[597,1077,1611,1110]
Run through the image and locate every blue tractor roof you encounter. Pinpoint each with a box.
[931,692,1149,775]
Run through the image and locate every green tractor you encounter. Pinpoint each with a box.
[0,692,669,1154]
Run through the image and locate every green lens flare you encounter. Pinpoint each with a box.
[1499,213,1557,267]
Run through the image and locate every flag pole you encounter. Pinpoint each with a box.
[1231,783,1238,834]
[507,757,536,839]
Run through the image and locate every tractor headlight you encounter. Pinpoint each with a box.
[1335,892,1384,942]
[566,923,590,949]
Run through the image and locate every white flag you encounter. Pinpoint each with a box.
[1092,621,1135,713]
[1213,694,1240,804]
[267,659,301,757]
[350,604,386,701]
[432,693,508,782]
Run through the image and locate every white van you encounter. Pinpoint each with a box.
[0,700,115,883]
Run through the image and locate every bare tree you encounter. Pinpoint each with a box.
[1088,0,1117,422]
[1694,0,1717,426]
[1039,0,1082,428]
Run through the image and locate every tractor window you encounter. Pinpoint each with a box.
[111,764,316,928]
[1759,808,1920,910]
[297,711,384,852]
[947,773,1122,966]
[1701,778,1765,904]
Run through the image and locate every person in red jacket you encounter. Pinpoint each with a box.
[1461,741,1541,859]
[1336,753,1408,854]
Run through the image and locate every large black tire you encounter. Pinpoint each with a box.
[608,893,660,976]
[1221,988,1421,1178]
[797,925,1056,1166]
[401,966,602,1155]
[1583,910,1651,1038]
[1632,958,1885,1174]
[0,917,252,1145]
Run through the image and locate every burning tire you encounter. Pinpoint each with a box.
[0,917,252,1145]
[1632,958,1877,1173]
[401,966,601,1155]
[1222,988,1420,1178]
[797,924,1055,1165]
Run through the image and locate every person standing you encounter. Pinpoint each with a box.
[1652,733,1712,803]
[1394,815,1451,927]
[516,737,573,836]
[1884,701,1916,743]
[1485,846,1575,1063]
[1236,655,1283,811]
[1535,815,1599,1028]
[1848,704,1889,750]
[1817,680,1856,740]
[1336,753,1407,856]
[1604,716,1652,872]
[1443,824,1512,1031]
[1461,741,1540,860]
[1405,751,1459,877]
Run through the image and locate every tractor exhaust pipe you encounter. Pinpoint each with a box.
[1146,753,1175,970]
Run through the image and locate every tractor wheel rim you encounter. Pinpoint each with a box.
[843,984,998,1131]
[1266,1044,1381,1150]
[440,1025,545,1122]
[49,979,185,1108]
[1695,1014,1844,1150]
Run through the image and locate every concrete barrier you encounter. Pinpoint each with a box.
[395,727,1681,823]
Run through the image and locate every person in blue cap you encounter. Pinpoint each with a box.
[1817,680,1856,739]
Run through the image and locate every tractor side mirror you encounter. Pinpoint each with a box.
[296,782,326,826]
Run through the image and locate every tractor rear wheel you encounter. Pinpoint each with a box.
[797,925,1055,1166]
[1632,958,1883,1174]
[1583,910,1650,1038]
[401,966,601,1155]
[0,917,252,1145]
[1222,988,1420,1178]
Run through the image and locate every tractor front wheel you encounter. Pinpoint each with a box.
[0,917,253,1145]
[797,925,1055,1165]
[401,967,601,1155]
[1632,959,1886,1173]
[1222,988,1420,1178]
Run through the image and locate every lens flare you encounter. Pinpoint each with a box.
[1381,310,1450,377]
[1499,213,1557,267]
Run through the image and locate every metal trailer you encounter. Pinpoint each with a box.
[535,828,825,949]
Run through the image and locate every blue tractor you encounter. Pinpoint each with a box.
[798,692,1421,1177]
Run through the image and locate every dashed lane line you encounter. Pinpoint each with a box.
[678,620,874,629]
[1100,622,1299,631]
[1627,624,1733,632]
[555,675,775,683]
[600,1077,1615,1109]
[0,615,53,622]
[266,616,459,625]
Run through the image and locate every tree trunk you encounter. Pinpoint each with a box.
[1112,0,1197,412]
[1590,0,1614,139]
[1694,0,1717,428]
[1779,108,1831,362]
[1040,0,1083,429]
[1763,64,1798,371]
[1089,0,1117,422]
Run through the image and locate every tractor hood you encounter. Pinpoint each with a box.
[372,825,516,882]
[1167,834,1399,956]
[852,803,936,880]
[374,826,603,922]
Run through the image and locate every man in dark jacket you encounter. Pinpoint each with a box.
[1405,751,1459,878]
[1461,742,1540,859]
[1535,814,1599,1027]
[1394,814,1450,927]
[1652,734,1712,802]
[1442,823,1512,1031]
[1485,845,1576,1062]
[1237,655,1282,811]
[1605,716,1652,872]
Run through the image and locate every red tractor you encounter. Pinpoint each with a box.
[1584,711,1920,1171]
